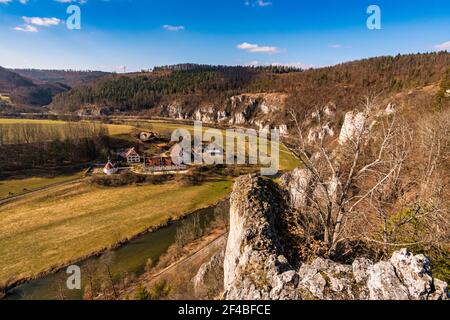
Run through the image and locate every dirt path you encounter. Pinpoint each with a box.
[0,177,87,207]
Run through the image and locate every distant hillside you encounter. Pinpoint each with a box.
[11,69,110,88]
[49,52,450,116]
[0,67,69,108]
[0,67,34,92]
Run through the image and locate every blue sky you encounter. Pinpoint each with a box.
[0,0,449,72]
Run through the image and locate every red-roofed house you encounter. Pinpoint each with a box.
[118,147,141,164]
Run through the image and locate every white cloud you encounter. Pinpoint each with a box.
[434,41,450,51]
[329,44,342,48]
[245,61,314,69]
[245,1,272,7]
[13,25,38,32]
[270,62,314,69]
[0,0,33,3]
[13,16,61,33]
[54,0,87,3]
[237,42,279,54]
[162,25,185,31]
[23,16,61,26]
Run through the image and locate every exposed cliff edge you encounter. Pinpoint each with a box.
[223,175,449,300]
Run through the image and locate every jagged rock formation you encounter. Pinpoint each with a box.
[223,175,449,300]
[338,111,366,145]
[159,93,290,135]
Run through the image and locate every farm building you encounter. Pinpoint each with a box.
[103,161,118,175]
[118,147,141,164]
[139,131,156,142]
[145,156,187,172]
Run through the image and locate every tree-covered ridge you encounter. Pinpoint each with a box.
[11,69,110,88]
[50,52,450,113]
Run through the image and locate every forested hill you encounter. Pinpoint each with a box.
[11,69,110,88]
[0,67,69,108]
[0,66,34,92]
[49,52,450,114]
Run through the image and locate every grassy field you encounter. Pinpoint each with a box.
[0,171,85,199]
[0,177,232,286]
[0,118,134,137]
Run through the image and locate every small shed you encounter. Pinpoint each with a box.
[103,161,118,175]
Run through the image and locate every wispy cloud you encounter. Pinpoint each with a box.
[13,25,38,32]
[237,42,279,54]
[23,17,61,26]
[329,44,342,48]
[0,0,30,4]
[434,41,450,51]
[54,0,88,4]
[245,0,272,7]
[162,25,185,32]
[13,16,61,33]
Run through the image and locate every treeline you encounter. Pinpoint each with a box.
[49,52,450,114]
[0,122,108,170]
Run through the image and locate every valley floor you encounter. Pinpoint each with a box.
[0,118,300,290]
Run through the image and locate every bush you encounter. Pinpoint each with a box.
[134,284,151,300]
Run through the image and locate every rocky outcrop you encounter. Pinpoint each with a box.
[279,168,313,210]
[77,104,113,117]
[224,175,449,300]
[158,93,289,132]
[224,175,299,300]
[338,111,366,145]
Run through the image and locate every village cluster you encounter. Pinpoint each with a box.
[101,130,224,176]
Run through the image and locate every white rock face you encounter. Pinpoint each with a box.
[384,102,397,115]
[278,124,288,136]
[280,168,339,209]
[338,111,366,145]
[166,103,185,119]
[223,203,246,290]
[280,168,312,209]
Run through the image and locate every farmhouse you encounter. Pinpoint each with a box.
[145,156,187,172]
[103,160,118,175]
[118,147,141,164]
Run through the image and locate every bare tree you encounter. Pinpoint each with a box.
[289,97,414,258]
